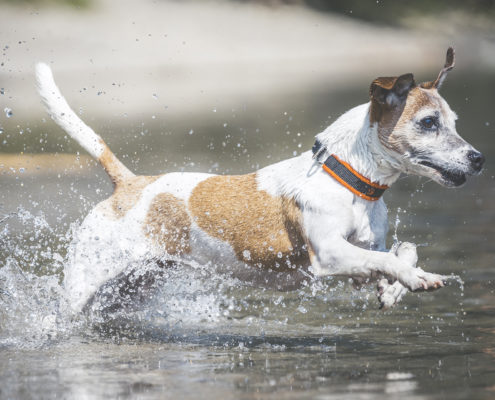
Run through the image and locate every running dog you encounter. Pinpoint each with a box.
[36,47,484,313]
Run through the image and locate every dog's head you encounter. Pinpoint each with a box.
[369,47,484,187]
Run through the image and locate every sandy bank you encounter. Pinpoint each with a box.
[0,0,493,126]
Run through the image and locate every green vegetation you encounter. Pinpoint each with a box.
[2,0,494,20]
[236,0,495,25]
[0,0,90,7]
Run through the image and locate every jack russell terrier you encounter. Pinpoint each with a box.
[35,47,484,313]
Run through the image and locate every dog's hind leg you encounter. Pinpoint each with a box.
[83,258,177,317]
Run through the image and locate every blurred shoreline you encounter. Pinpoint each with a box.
[1,0,494,125]
[0,153,95,176]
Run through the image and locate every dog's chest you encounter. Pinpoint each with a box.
[347,200,387,250]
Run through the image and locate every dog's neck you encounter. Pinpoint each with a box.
[315,103,401,187]
[257,103,402,203]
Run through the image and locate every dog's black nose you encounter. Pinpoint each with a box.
[467,150,485,172]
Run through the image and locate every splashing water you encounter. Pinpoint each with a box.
[392,207,401,248]
[4,107,13,118]
[0,206,356,348]
[0,208,78,348]
[0,195,472,352]
[0,208,243,346]
[445,274,465,292]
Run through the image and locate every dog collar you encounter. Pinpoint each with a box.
[312,139,388,201]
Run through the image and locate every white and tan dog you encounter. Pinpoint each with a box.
[36,48,484,313]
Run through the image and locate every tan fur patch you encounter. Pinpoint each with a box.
[371,87,436,152]
[420,81,435,90]
[112,175,160,218]
[189,173,309,271]
[399,87,434,121]
[144,193,191,255]
[98,141,134,185]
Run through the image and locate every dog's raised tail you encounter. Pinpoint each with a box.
[35,62,134,186]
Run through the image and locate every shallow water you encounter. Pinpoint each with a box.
[0,73,494,399]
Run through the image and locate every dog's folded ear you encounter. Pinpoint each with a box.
[421,47,455,90]
[369,73,416,107]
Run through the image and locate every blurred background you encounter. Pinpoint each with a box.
[1,0,494,176]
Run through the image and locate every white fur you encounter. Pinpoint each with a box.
[256,107,440,296]
[64,172,212,311]
[36,63,105,159]
[37,63,484,313]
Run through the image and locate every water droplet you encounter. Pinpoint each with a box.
[297,305,307,314]
[242,250,251,260]
[189,129,194,135]
[277,251,283,259]
[4,107,13,118]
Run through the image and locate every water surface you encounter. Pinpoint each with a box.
[0,73,494,399]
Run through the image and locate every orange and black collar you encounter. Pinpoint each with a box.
[312,139,388,201]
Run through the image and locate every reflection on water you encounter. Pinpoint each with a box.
[0,73,494,399]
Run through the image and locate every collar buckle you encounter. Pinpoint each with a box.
[311,138,326,164]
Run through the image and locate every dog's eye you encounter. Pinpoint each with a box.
[420,116,438,130]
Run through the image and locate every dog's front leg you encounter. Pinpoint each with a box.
[352,243,412,309]
[310,235,445,293]
[377,242,417,309]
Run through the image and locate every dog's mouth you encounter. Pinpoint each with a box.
[418,160,466,187]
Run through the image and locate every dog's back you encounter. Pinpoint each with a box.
[36,64,310,311]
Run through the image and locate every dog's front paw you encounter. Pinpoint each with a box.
[376,242,419,309]
[400,267,446,292]
[377,279,408,309]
